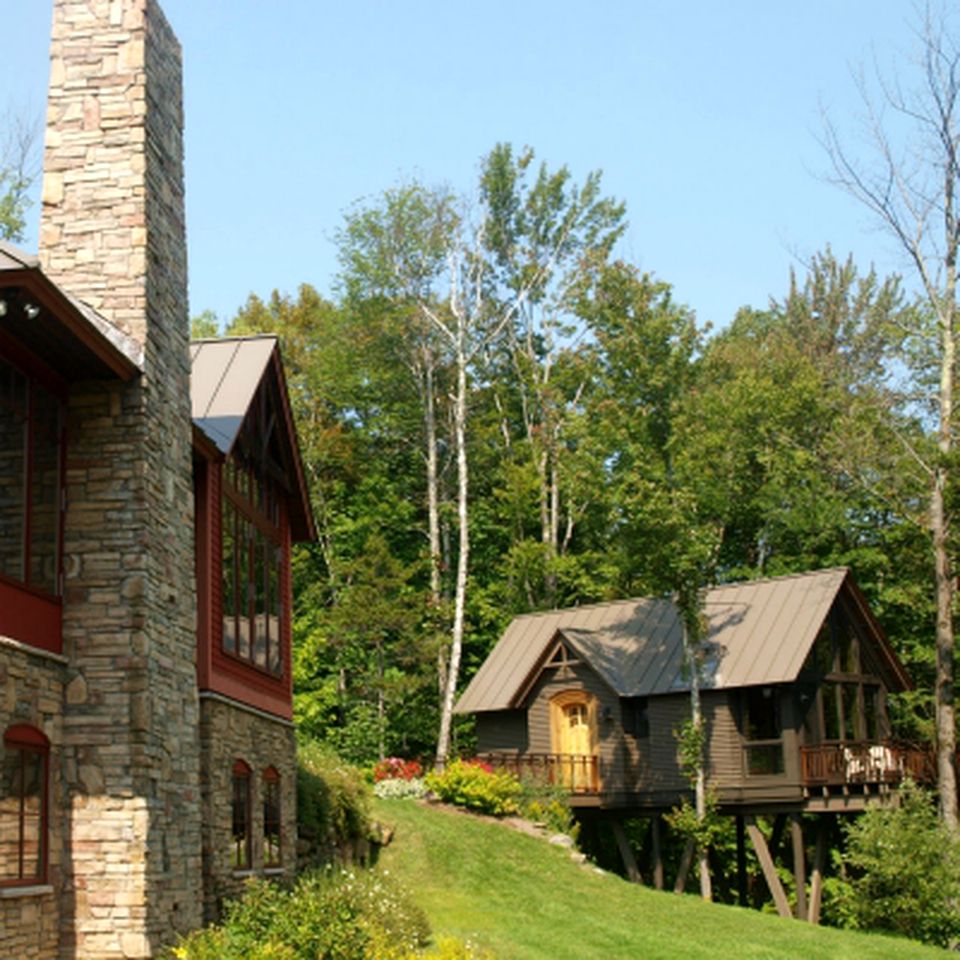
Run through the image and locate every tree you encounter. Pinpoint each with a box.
[479,145,626,603]
[839,780,960,946]
[0,108,39,243]
[821,6,960,828]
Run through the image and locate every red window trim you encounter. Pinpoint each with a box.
[262,766,282,868]
[231,759,252,871]
[1,725,49,887]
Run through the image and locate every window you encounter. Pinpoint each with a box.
[263,767,281,868]
[231,760,251,870]
[1,725,48,886]
[221,456,284,677]
[0,356,63,596]
[742,686,785,776]
[622,697,650,738]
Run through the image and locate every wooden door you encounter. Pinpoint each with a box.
[550,692,598,791]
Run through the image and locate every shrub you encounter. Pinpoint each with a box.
[166,869,430,960]
[372,757,424,782]
[425,759,522,816]
[837,779,960,947]
[517,778,579,841]
[374,776,427,800]
[297,739,373,861]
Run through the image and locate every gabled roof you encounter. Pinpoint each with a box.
[456,568,911,714]
[190,335,315,542]
[0,240,141,379]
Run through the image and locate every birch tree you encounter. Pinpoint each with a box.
[821,5,960,828]
[480,145,626,603]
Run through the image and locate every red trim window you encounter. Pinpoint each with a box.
[1,725,49,886]
[262,766,281,867]
[231,759,252,870]
[0,354,64,598]
[220,384,286,677]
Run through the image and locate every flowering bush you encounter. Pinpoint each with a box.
[424,759,522,816]
[374,776,427,800]
[372,757,424,783]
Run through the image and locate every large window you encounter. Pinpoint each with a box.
[0,356,63,597]
[231,760,252,870]
[802,612,889,745]
[221,455,283,676]
[1,725,48,886]
[263,767,281,868]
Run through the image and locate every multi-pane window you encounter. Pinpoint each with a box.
[802,611,889,745]
[742,686,785,775]
[0,356,63,596]
[1,725,48,886]
[221,455,283,676]
[263,767,281,868]
[231,760,252,870]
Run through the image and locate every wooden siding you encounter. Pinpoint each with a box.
[476,710,527,754]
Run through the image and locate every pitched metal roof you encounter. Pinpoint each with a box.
[190,336,277,453]
[456,568,908,714]
[190,335,316,542]
[0,240,141,379]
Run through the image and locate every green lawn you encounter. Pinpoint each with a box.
[374,798,949,960]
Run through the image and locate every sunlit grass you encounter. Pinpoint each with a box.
[375,798,949,960]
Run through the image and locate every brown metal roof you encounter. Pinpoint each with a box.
[456,568,908,713]
[190,336,277,453]
[190,335,316,542]
[0,240,141,380]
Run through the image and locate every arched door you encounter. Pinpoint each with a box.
[549,691,598,791]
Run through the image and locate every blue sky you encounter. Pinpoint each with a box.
[3,2,927,331]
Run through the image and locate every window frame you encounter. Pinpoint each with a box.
[1,724,49,888]
[231,759,252,871]
[262,766,281,868]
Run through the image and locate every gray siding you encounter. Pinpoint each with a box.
[476,710,527,754]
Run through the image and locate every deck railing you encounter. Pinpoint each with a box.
[800,742,934,787]
[475,752,600,794]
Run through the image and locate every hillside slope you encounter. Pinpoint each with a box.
[374,799,948,960]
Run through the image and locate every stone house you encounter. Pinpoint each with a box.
[1,1,314,957]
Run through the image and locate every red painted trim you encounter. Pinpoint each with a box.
[3,725,50,749]
[0,579,62,653]
[233,758,251,776]
[0,724,49,886]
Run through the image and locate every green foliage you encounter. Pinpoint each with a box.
[664,793,727,855]
[166,870,431,960]
[836,781,960,947]
[296,739,373,856]
[516,777,579,840]
[424,759,522,816]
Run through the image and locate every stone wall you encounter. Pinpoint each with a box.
[38,1,201,955]
[0,638,65,960]
[198,695,297,923]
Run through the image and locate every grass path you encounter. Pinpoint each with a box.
[374,798,949,960]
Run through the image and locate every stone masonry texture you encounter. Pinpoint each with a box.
[34,1,201,956]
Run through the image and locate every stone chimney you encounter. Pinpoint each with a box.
[39,1,201,955]
[40,0,187,351]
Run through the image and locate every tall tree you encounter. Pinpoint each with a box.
[821,6,960,828]
[480,145,626,603]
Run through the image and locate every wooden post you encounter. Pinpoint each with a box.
[745,816,792,919]
[808,818,828,925]
[736,815,747,906]
[650,815,664,891]
[611,819,642,883]
[790,814,807,921]
[674,838,695,894]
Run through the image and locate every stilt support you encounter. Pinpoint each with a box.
[745,816,792,919]
[674,838,695,894]
[790,813,807,920]
[611,819,642,883]
[651,815,664,891]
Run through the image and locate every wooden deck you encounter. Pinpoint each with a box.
[799,742,934,787]
[476,752,600,793]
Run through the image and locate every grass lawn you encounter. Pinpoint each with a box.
[374,798,949,960]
